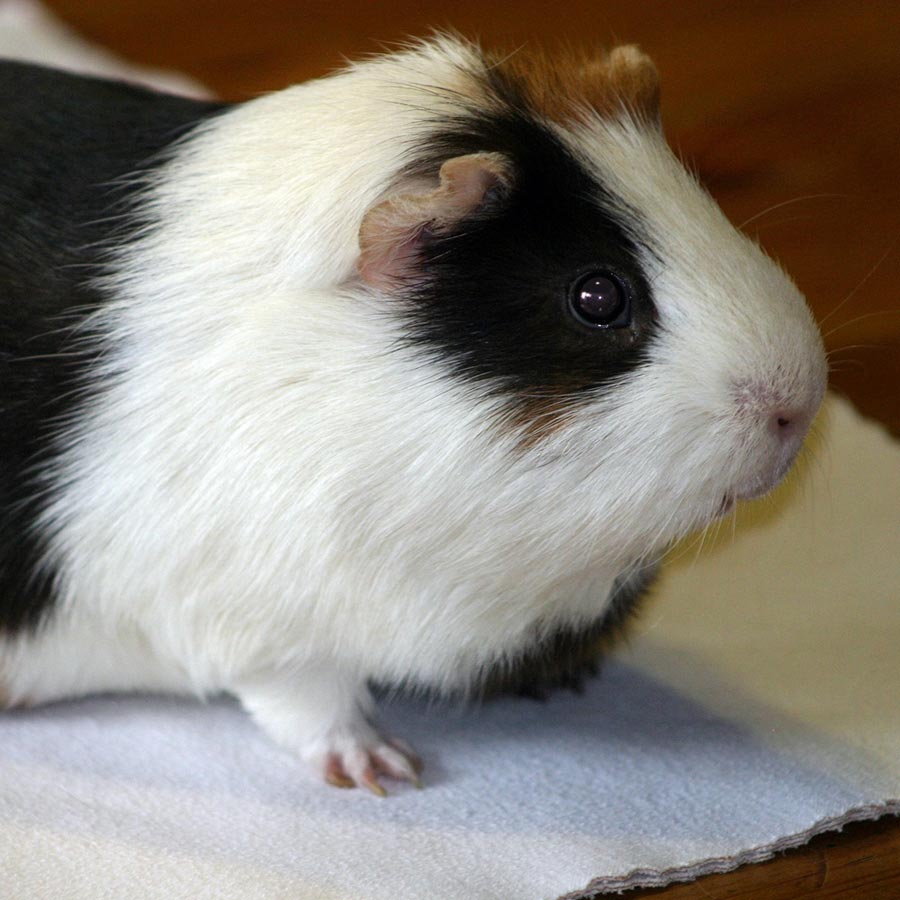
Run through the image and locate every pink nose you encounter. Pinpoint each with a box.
[729,380,823,498]
[733,380,817,439]
[769,407,811,443]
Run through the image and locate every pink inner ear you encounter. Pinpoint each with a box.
[358,152,512,290]
[357,221,428,291]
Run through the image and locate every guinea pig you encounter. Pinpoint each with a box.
[0,35,826,794]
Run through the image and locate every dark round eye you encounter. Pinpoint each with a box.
[568,271,631,328]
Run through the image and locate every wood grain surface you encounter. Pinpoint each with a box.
[35,2,900,897]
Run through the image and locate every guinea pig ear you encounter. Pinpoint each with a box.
[358,152,513,290]
[580,45,660,120]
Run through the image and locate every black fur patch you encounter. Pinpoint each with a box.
[0,61,228,632]
[399,90,658,405]
[479,561,659,700]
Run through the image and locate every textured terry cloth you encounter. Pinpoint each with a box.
[1,8,899,896]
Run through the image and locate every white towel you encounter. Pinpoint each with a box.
[0,7,897,896]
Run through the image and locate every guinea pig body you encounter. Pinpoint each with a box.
[0,38,826,791]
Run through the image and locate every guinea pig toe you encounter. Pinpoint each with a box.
[374,738,424,786]
[319,735,423,795]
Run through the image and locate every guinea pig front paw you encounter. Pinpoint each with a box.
[313,733,423,796]
[233,663,422,797]
[236,670,423,795]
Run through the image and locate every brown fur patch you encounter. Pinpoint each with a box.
[501,388,591,451]
[486,44,660,124]
[510,399,574,450]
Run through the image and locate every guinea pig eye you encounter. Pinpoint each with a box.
[568,271,631,329]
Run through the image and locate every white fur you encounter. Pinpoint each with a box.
[1,37,827,787]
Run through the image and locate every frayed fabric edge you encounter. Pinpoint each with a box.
[559,800,900,899]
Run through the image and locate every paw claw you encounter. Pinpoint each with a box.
[325,772,356,789]
[387,737,424,774]
[361,772,388,798]
[324,753,355,789]
[316,736,423,795]
[372,744,422,787]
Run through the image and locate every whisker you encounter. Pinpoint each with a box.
[819,240,898,327]
[826,343,879,357]
[822,310,900,341]
[688,516,714,571]
[749,214,826,233]
[737,194,845,230]
[827,360,867,374]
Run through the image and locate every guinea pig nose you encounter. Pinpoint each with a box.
[732,380,815,442]
[768,407,808,443]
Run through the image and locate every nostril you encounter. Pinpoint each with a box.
[769,408,808,441]
[732,380,817,443]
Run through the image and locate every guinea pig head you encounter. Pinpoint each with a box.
[354,41,827,558]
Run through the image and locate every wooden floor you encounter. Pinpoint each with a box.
[42,2,900,897]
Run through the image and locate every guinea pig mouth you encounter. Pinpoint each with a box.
[717,456,794,515]
[734,451,799,503]
[715,495,736,517]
